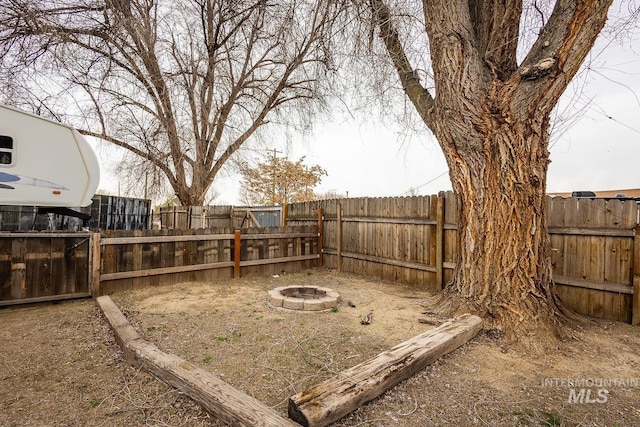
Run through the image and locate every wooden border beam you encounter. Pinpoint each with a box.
[96,296,299,427]
[288,314,482,427]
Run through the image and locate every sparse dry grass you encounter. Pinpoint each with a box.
[2,269,640,426]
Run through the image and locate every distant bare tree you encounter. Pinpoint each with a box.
[0,0,342,205]
[315,190,347,200]
[240,156,326,205]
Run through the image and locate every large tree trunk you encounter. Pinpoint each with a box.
[370,0,613,340]
[433,93,568,338]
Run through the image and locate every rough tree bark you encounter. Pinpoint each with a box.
[370,0,614,338]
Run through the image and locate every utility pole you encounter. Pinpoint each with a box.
[144,172,148,200]
[270,149,282,205]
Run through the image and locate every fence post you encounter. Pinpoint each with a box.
[132,230,143,289]
[337,202,343,272]
[234,230,241,278]
[436,194,445,289]
[633,225,640,326]
[282,203,288,226]
[92,233,102,297]
[317,207,323,268]
[172,206,177,229]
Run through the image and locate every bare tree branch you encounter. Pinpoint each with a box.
[0,0,343,205]
[369,0,435,129]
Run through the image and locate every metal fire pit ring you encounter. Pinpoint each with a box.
[267,285,341,312]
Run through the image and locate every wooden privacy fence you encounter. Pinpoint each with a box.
[156,205,283,229]
[287,193,640,324]
[0,195,151,232]
[2,193,639,325]
[0,225,320,305]
[547,197,638,323]
[155,206,234,229]
[0,232,92,306]
[88,195,151,230]
[93,225,320,295]
[287,194,458,289]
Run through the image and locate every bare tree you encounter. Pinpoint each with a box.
[240,156,326,205]
[0,0,342,205]
[357,0,633,339]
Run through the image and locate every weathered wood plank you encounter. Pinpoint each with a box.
[0,292,90,307]
[338,251,437,273]
[442,192,457,285]
[587,199,607,318]
[288,314,483,427]
[0,232,92,238]
[340,216,438,225]
[317,208,323,268]
[234,230,241,278]
[240,232,318,240]
[99,261,235,281]
[92,233,101,297]
[10,237,26,300]
[436,194,445,289]
[96,296,299,427]
[553,275,632,294]
[102,233,235,245]
[634,276,640,326]
[241,253,318,267]
[575,198,593,316]
[561,198,580,314]
[634,226,640,326]
[547,227,635,237]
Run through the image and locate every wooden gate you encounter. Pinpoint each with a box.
[0,232,92,306]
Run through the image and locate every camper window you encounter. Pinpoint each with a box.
[0,135,13,165]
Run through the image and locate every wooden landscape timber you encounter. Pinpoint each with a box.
[288,313,483,427]
[95,296,300,427]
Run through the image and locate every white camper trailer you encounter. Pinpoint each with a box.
[0,104,100,207]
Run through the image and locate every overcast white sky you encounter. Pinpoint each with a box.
[95,6,640,205]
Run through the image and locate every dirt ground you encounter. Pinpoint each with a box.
[2,269,640,426]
